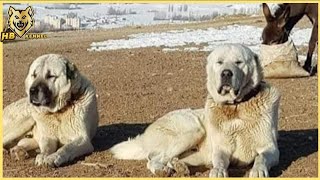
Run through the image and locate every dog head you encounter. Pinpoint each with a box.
[8,6,34,38]
[206,44,263,104]
[25,54,78,113]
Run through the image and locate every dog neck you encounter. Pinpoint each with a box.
[70,77,88,103]
[209,82,263,106]
[235,82,263,104]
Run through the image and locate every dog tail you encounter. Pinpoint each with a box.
[110,135,147,160]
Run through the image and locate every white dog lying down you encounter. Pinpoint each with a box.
[110,44,281,177]
[3,54,99,167]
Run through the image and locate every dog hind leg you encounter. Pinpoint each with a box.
[3,98,35,148]
[10,138,39,160]
[147,127,205,177]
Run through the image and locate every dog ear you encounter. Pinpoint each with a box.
[251,53,263,87]
[262,3,274,22]
[206,51,215,76]
[65,61,78,80]
[25,6,34,17]
[277,6,290,28]
[8,6,15,16]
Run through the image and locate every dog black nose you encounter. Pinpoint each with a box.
[29,87,38,95]
[221,70,233,78]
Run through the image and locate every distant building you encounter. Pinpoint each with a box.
[33,20,42,31]
[154,4,190,21]
[44,15,61,29]
[65,13,81,29]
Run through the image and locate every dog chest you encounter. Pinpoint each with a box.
[210,113,268,166]
[211,104,261,131]
[208,84,273,133]
[32,108,82,144]
[207,88,276,166]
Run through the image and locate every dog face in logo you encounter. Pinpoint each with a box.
[8,6,34,38]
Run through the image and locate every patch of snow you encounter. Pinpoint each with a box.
[163,48,180,52]
[184,47,199,52]
[88,25,311,54]
[291,28,312,46]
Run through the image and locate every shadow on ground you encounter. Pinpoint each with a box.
[270,128,318,177]
[92,123,149,152]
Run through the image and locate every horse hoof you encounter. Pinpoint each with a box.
[303,65,317,76]
[309,66,317,76]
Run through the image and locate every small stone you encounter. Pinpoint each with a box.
[167,87,173,92]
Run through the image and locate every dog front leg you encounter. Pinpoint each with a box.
[206,121,230,178]
[209,148,230,178]
[44,136,93,167]
[249,146,279,177]
[35,136,58,166]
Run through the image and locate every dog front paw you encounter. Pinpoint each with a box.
[249,165,269,177]
[35,153,63,167]
[35,154,47,166]
[49,152,65,167]
[209,168,228,178]
[10,146,30,161]
[44,153,65,167]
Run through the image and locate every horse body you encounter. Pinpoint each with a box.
[262,3,318,75]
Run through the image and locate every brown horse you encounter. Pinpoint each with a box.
[261,3,318,75]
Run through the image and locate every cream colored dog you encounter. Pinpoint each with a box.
[3,54,99,167]
[110,44,281,177]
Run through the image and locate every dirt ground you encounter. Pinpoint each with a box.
[2,15,318,177]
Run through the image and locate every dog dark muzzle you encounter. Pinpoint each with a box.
[217,69,239,95]
[29,82,52,106]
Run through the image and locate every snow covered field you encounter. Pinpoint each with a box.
[88,25,312,54]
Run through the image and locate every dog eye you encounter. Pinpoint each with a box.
[15,15,19,19]
[235,61,243,65]
[22,15,26,19]
[217,60,223,65]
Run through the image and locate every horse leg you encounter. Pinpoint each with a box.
[303,22,318,75]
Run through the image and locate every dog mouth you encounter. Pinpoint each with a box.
[30,98,51,107]
[218,84,240,96]
[14,21,27,30]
